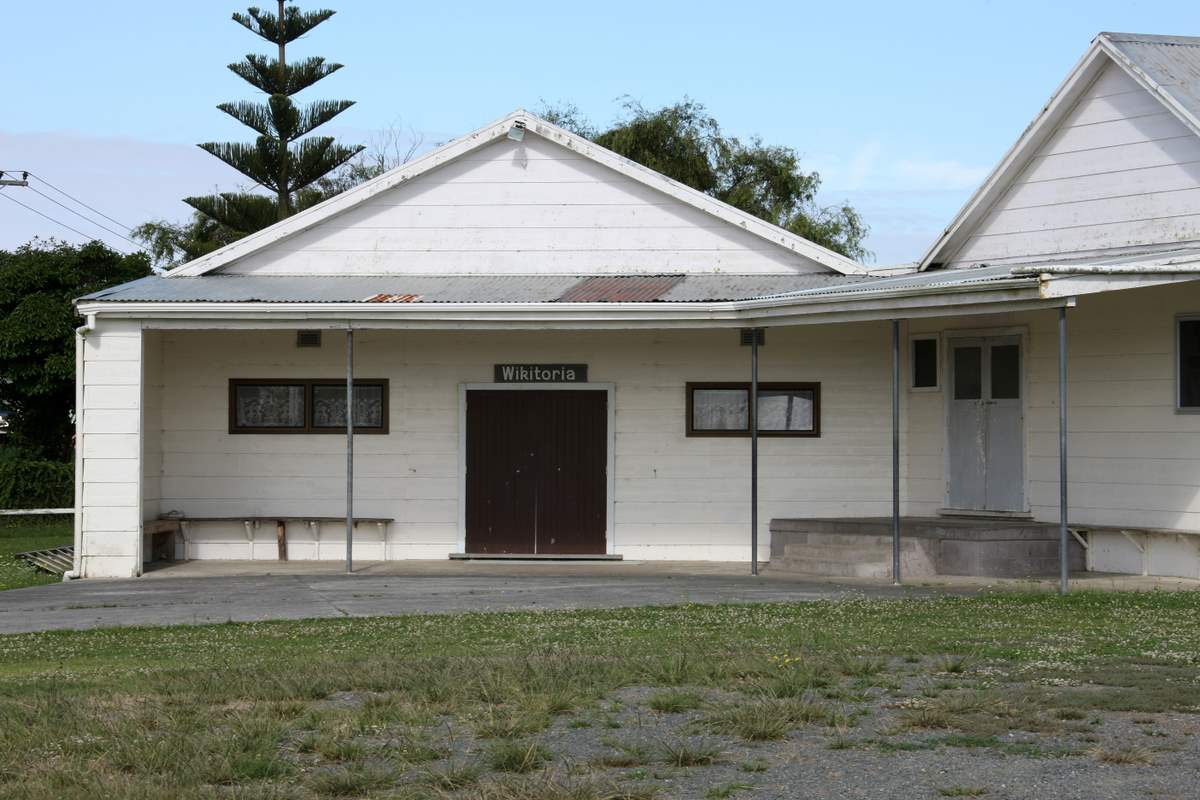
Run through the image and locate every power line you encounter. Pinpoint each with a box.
[25,185,140,247]
[25,171,132,232]
[0,192,132,253]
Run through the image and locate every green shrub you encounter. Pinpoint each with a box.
[0,458,73,509]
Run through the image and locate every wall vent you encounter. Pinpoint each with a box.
[740,328,765,346]
[296,330,322,348]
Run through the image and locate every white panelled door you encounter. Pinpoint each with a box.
[947,336,1024,512]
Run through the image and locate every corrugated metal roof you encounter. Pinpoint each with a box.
[755,265,1028,300]
[1102,33,1200,131]
[556,275,685,302]
[79,273,868,304]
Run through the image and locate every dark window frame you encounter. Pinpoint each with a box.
[229,378,390,434]
[685,381,821,438]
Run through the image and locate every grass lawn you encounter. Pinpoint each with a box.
[1,592,1198,798]
[0,515,72,591]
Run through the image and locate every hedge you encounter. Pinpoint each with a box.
[0,459,73,509]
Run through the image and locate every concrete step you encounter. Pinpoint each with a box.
[769,557,894,579]
[781,543,906,563]
[783,532,919,549]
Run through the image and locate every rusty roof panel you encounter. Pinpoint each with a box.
[365,292,422,303]
[555,275,685,303]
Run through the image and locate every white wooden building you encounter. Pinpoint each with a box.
[73,32,1200,580]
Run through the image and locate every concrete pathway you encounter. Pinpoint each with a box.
[0,561,944,635]
[1,561,1191,636]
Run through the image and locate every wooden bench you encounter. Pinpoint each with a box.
[156,516,393,561]
[1069,525,1200,576]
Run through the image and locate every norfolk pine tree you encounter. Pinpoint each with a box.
[186,2,364,229]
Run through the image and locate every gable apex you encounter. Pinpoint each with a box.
[169,110,864,277]
[920,33,1200,270]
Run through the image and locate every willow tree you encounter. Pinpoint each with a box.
[187,2,364,228]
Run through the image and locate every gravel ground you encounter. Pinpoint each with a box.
[338,678,1200,800]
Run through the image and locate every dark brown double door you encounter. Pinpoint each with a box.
[465,390,607,554]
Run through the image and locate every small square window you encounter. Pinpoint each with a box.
[1179,318,1200,408]
[912,337,938,389]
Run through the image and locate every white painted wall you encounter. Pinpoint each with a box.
[218,136,829,276]
[142,331,163,524]
[78,319,143,578]
[906,280,1200,578]
[147,325,893,562]
[946,61,1200,267]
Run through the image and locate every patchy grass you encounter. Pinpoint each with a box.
[455,772,660,800]
[1089,745,1155,765]
[737,757,769,773]
[0,593,1198,797]
[485,739,552,773]
[652,737,722,767]
[703,696,842,741]
[420,760,484,790]
[704,781,755,799]
[646,689,704,714]
[0,515,71,591]
[305,762,398,796]
[594,737,652,768]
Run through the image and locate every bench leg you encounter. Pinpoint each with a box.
[276,520,288,561]
[179,521,190,561]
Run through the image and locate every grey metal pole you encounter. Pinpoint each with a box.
[750,328,759,576]
[346,327,354,574]
[1058,306,1069,595]
[892,320,901,585]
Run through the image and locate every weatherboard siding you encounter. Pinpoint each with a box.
[948,62,1200,266]
[78,320,143,578]
[218,136,828,277]
[148,326,893,562]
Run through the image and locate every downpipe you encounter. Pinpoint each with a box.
[63,315,95,581]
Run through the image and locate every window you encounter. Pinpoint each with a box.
[912,336,939,389]
[990,344,1021,399]
[1179,318,1200,409]
[686,382,820,437]
[229,379,389,433]
[953,346,982,400]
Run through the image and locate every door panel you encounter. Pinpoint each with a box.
[985,343,1023,510]
[537,391,607,554]
[465,390,607,554]
[948,343,986,509]
[947,336,1024,512]
[465,391,536,553]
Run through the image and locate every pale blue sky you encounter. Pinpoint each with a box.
[0,0,1193,263]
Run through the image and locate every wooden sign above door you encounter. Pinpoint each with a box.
[494,364,588,383]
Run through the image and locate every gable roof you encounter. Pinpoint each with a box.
[169,110,865,277]
[919,32,1200,271]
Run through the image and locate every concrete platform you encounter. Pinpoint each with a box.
[0,561,941,635]
[0,561,1191,636]
[770,517,1087,578]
